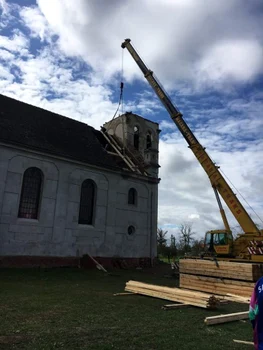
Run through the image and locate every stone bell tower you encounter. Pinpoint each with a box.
[103,112,161,178]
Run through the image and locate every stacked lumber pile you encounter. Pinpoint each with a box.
[125,280,220,309]
[179,259,261,298]
[180,259,262,281]
[180,274,254,298]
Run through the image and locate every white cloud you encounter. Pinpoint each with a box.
[159,120,175,131]
[0,64,14,81]
[36,0,263,90]
[0,32,29,53]
[196,40,263,86]
[19,6,52,42]
[0,48,14,60]
[0,47,119,129]
[0,0,8,14]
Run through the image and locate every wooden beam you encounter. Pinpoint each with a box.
[180,259,262,282]
[233,339,254,345]
[100,131,139,173]
[124,280,220,309]
[87,253,107,273]
[205,311,249,325]
[180,274,254,298]
[162,303,190,310]
[113,292,136,296]
[226,294,250,303]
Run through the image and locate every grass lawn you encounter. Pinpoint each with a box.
[0,265,253,350]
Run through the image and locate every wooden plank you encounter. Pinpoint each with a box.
[180,274,254,298]
[113,292,136,296]
[180,268,253,277]
[181,283,253,296]
[180,277,254,292]
[126,285,209,305]
[180,259,263,282]
[86,253,107,273]
[181,284,253,296]
[214,294,250,304]
[127,287,218,305]
[226,294,250,303]
[205,311,248,325]
[100,131,141,174]
[233,339,254,345]
[180,273,255,287]
[162,304,190,310]
[180,261,252,270]
[179,262,256,272]
[180,279,253,294]
[181,281,253,293]
[124,281,220,309]
[180,283,252,298]
[180,259,260,270]
[179,268,255,281]
[180,276,252,288]
[182,285,252,302]
[125,286,211,309]
[126,280,216,299]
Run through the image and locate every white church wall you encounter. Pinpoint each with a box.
[0,145,158,260]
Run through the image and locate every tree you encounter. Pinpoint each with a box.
[157,228,169,260]
[169,234,178,260]
[178,223,195,254]
[157,228,168,246]
[191,238,204,256]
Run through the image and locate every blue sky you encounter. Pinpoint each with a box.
[0,0,263,241]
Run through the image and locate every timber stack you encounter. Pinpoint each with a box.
[179,259,263,298]
[125,280,219,309]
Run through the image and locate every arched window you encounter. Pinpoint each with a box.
[146,133,152,149]
[134,126,139,150]
[78,179,96,225]
[128,188,137,205]
[18,167,43,219]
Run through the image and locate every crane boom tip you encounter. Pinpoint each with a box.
[121,38,131,48]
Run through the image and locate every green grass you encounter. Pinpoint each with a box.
[0,266,253,350]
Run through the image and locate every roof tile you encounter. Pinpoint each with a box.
[0,94,125,171]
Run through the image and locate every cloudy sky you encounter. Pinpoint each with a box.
[0,0,263,242]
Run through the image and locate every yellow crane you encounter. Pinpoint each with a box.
[121,38,263,262]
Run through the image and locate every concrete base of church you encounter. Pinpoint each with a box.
[0,255,155,269]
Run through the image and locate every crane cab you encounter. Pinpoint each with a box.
[204,230,234,256]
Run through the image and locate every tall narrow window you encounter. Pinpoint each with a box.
[128,188,137,205]
[78,179,96,225]
[18,167,43,219]
[134,126,139,150]
[146,133,152,149]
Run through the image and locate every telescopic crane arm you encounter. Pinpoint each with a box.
[121,38,260,235]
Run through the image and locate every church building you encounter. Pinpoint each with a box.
[0,94,161,268]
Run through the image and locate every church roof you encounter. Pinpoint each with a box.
[0,94,127,171]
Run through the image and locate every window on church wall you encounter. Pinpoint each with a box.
[128,188,137,205]
[134,126,139,150]
[146,133,152,149]
[18,167,43,219]
[78,179,96,225]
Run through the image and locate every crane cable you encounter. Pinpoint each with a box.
[220,168,263,225]
[104,50,124,132]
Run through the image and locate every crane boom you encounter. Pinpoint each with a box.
[121,38,260,234]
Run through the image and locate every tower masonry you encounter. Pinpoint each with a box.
[103,112,161,178]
